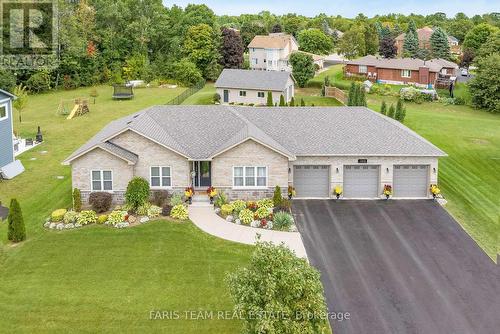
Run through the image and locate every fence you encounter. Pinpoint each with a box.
[165,80,206,105]
[325,86,347,105]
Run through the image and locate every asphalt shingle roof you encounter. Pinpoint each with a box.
[214,69,293,91]
[64,105,446,164]
[347,55,458,72]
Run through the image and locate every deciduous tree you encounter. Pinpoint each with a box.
[183,23,221,80]
[379,35,397,58]
[297,28,333,55]
[289,52,315,88]
[468,54,500,113]
[219,27,244,69]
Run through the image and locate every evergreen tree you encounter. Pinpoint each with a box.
[272,186,283,206]
[403,20,419,58]
[7,199,26,243]
[380,101,387,115]
[289,97,295,106]
[400,106,407,122]
[358,84,367,106]
[300,98,305,106]
[73,188,82,212]
[395,99,403,120]
[430,27,451,59]
[279,94,286,106]
[347,82,356,106]
[266,91,273,106]
[387,104,396,118]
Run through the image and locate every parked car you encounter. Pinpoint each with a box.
[461,68,468,76]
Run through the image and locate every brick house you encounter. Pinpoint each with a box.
[345,55,458,88]
[395,26,461,56]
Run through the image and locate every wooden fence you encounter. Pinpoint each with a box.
[165,80,206,105]
[325,86,347,105]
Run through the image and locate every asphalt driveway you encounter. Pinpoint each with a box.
[293,200,500,334]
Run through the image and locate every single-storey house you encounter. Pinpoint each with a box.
[63,105,446,203]
[345,55,458,88]
[215,69,295,105]
[0,89,24,180]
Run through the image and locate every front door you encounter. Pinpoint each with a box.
[223,90,229,103]
[194,161,211,187]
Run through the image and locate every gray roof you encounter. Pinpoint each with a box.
[98,142,138,164]
[64,105,446,164]
[215,69,293,91]
[347,55,458,72]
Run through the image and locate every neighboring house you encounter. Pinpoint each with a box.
[63,105,446,202]
[248,33,299,71]
[0,89,24,180]
[395,26,461,56]
[214,69,295,105]
[345,55,459,88]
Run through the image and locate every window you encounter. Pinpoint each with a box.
[91,170,113,191]
[359,65,368,74]
[401,69,411,78]
[252,58,258,64]
[0,105,7,121]
[150,166,171,187]
[239,91,246,97]
[233,166,267,188]
[257,92,265,98]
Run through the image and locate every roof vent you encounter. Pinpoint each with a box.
[126,121,132,125]
[133,114,139,118]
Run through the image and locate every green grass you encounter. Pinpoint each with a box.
[295,88,344,106]
[182,83,216,105]
[0,85,254,332]
[367,95,500,259]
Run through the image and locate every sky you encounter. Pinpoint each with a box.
[162,0,499,17]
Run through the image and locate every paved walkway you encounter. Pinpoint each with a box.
[188,205,308,258]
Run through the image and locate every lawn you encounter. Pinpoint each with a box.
[0,85,254,332]
[182,83,216,105]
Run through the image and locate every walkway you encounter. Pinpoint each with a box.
[188,205,308,258]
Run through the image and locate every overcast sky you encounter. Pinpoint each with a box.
[163,0,498,17]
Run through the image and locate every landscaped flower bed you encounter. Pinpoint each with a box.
[212,187,297,232]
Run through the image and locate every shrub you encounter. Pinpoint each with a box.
[162,204,172,216]
[77,210,98,225]
[125,177,150,211]
[147,205,162,218]
[7,199,26,242]
[238,209,254,225]
[170,193,184,206]
[63,210,78,224]
[273,186,283,207]
[273,211,294,230]
[97,214,108,224]
[51,209,67,222]
[213,93,221,103]
[73,188,82,212]
[170,204,189,220]
[255,207,270,219]
[256,198,274,210]
[214,192,228,208]
[274,199,291,213]
[136,202,152,216]
[88,192,113,213]
[226,242,329,333]
[399,87,423,103]
[151,190,170,207]
[231,200,247,214]
[221,204,234,217]
[108,210,127,225]
[26,71,51,93]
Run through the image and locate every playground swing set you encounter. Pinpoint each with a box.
[57,98,90,120]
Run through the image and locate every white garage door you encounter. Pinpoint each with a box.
[293,165,329,198]
[393,165,429,198]
[343,165,380,198]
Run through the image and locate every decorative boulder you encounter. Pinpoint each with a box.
[49,222,57,229]
[235,219,241,225]
[266,221,273,230]
[64,223,75,229]
[43,221,50,228]
[128,215,137,224]
[226,215,233,222]
[250,220,260,228]
[139,216,149,224]
[74,222,82,228]
[214,208,221,214]
[56,223,64,230]
[289,225,298,232]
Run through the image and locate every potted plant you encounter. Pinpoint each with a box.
[206,186,217,204]
[383,185,392,200]
[333,186,342,199]
[430,184,441,199]
[184,187,194,204]
[287,185,296,200]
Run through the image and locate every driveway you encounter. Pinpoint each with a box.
[293,200,500,334]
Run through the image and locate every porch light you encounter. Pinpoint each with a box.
[336,167,339,173]
[433,168,436,173]
[288,167,291,173]
[386,167,389,173]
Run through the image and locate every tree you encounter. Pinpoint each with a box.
[73,188,82,212]
[380,100,387,115]
[240,20,267,48]
[0,69,16,92]
[338,26,365,59]
[266,91,273,106]
[468,54,500,113]
[395,99,404,121]
[357,84,367,106]
[289,97,295,106]
[271,23,282,33]
[289,52,315,88]
[282,14,306,37]
[219,27,244,69]
[460,49,475,68]
[403,30,419,58]
[13,84,28,123]
[226,242,329,334]
[7,199,26,243]
[172,58,203,86]
[297,28,333,55]
[273,185,283,206]
[388,103,396,118]
[475,31,500,61]
[364,23,379,55]
[125,177,150,211]
[463,23,499,53]
[430,27,451,59]
[300,98,305,106]
[279,94,286,106]
[379,35,397,58]
[183,23,221,80]
[347,82,356,106]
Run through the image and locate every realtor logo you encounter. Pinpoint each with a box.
[0,0,58,69]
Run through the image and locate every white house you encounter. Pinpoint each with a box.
[248,33,299,71]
